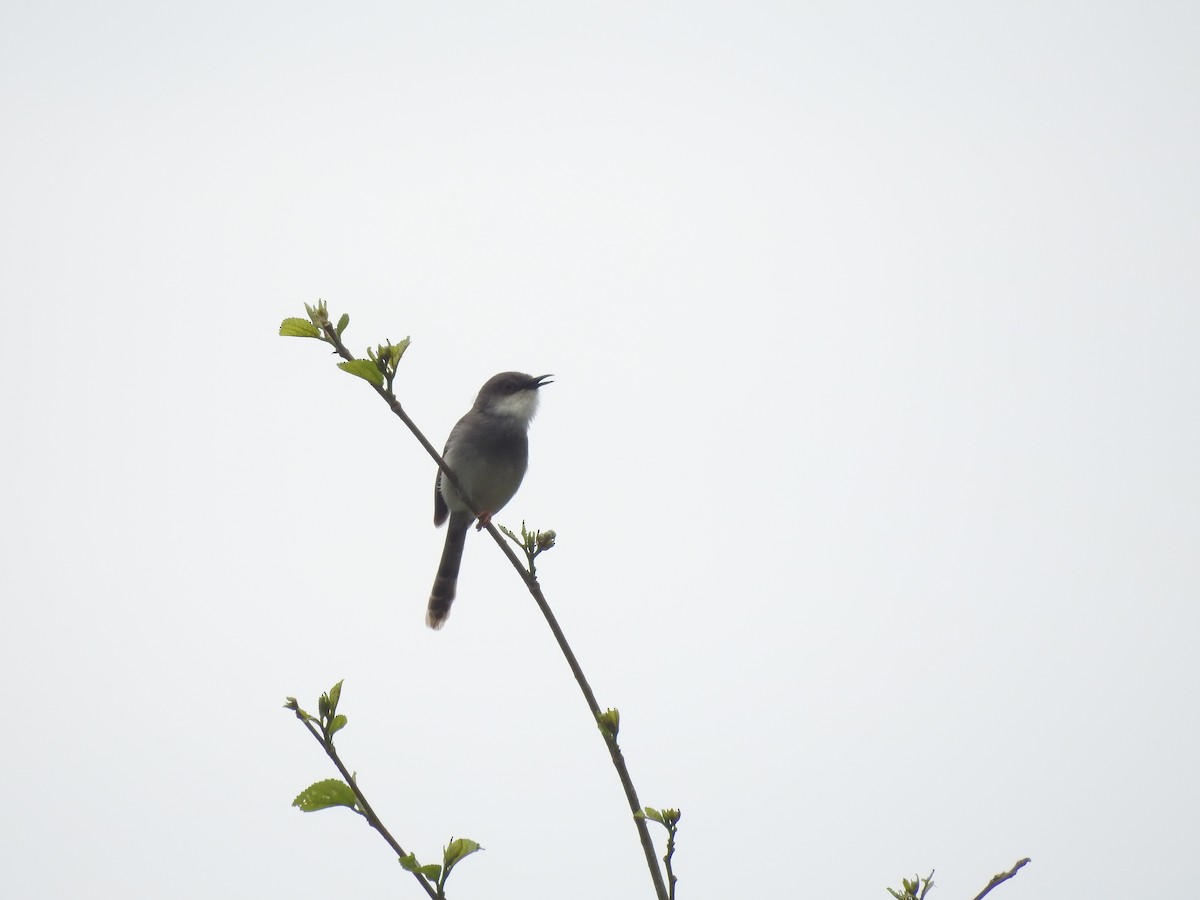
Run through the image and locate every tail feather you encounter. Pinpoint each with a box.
[427,516,470,629]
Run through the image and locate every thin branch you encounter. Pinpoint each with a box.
[663,824,678,900]
[295,713,438,900]
[970,858,1031,900]
[316,320,670,900]
[507,574,667,900]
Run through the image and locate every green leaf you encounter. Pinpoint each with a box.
[597,707,620,738]
[399,854,441,880]
[329,714,348,736]
[279,318,322,338]
[292,779,358,812]
[337,359,385,387]
[444,837,482,868]
[390,336,412,365]
[283,697,310,718]
[336,313,350,336]
[328,680,343,713]
[441,837,482,882]
[304,300,329,328]
[640,807,664,824]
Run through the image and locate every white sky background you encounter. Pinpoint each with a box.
[2,1,1197,897]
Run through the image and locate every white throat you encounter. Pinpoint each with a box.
[489,389,539,424]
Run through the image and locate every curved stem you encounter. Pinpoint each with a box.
[971,858,1031,900]
[296,715,438,900]
[489,549,668,900]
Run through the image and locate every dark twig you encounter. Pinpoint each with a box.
[663,821,678,900]
[971,858,1031,900]
[314,316,670,900]
[292,710,438,900]
[509,575,667,900]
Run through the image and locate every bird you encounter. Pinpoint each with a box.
[427,371,552,629]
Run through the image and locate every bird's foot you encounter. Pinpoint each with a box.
[475,511,494,531]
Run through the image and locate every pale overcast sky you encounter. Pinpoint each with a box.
[2,2,1197,898]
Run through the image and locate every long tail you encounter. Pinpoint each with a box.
[427,515,470,629]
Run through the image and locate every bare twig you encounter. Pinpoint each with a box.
[971,858,1031,900]
[663,820,679,900]
[313,316,670,900]
[917,870,934,900]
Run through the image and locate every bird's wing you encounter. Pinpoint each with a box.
[433,469,449,526]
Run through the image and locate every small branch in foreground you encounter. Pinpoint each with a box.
[285,693,438,900]
[971,858,1031,900]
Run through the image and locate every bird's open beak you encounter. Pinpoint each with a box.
[533,374,554,388]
